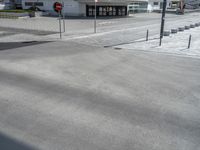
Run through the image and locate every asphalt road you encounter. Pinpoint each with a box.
[0,41,199,150]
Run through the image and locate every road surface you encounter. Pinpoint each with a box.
[0,41,199,150]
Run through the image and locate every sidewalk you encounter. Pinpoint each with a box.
[115,26,200,58]
[0,12,200,45]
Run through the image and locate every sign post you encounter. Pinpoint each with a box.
[59,11,62,39]
[54,2,63,39]
[159,0,167,46]
[62,1,66,33]
[94,0,97,33]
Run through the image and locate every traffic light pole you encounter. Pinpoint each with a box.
[159,0,167,46]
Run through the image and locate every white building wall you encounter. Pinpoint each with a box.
[63,0,81,16]
[3,0,14,9]
[149,0,161,11]
[147,0,170,12]
[79,3,86,16]
[147,3,153,12]
[22,0,130,16]
[22,0,81,16]
[129,0,170,13]
[0,3,6,10]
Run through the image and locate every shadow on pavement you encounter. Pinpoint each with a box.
[0,132,37,150]
[0,41,51,51]
[0,27,58,35]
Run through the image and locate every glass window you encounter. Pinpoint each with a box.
[25,2,33,6]
[25,2,43,6]
[154,2,159,5]
[87,5,127,16]
[35,2,43,6]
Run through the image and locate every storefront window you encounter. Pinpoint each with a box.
[113,7,116,15]
[86,5,127,17]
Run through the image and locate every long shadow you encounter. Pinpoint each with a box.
[0,132,37,150]
[0,68,199,142]
[0,41,51,51]
[0,27,57,35]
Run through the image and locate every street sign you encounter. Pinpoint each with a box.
[54,2,63,39]
[54,2,63,12]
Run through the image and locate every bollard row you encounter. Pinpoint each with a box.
[163,22,200,37]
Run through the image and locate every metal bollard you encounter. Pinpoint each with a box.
[58,11,62,39]
[188,34,192,49]
[146,29,149,41]
[62,12,65,33]
[62,2,66,33]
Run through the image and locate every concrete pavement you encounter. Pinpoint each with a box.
[0,41,200,150]
[1,12,200,47]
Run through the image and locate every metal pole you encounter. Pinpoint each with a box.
[188,34,192,49]
[59,11,62,39]
[62,1,65,33]
[159,0,167,46]
[146,29,149,41]
[94,0,97,33]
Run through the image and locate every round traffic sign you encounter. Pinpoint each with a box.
[54,2,62,12]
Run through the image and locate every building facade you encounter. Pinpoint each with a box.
[21,0,130,16]
[128,0,180,13]
[3,0,22,9]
